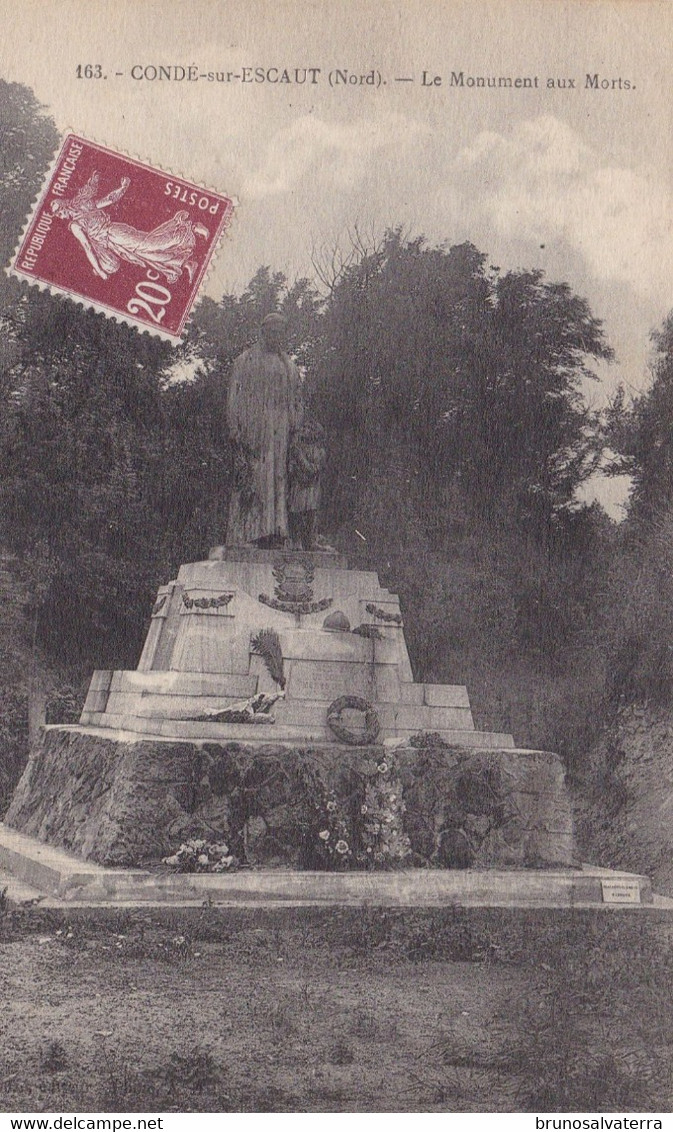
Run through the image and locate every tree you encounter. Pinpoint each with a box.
[306,229,612,546]
[0,81,59,266]
[0,300,170,664]
[0,80,60,378]
[459,270,611,527]
[596,312,673,700]
[604,313,673,522]
[184,266,323,377]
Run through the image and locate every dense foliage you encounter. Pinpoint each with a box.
[309,231,612,538]
[598,320,673,701]
[605,314,673,521]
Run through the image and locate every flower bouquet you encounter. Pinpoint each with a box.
[162,838,239,873]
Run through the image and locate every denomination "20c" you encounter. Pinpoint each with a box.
[127,271,171,325]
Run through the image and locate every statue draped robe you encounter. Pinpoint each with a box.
[225,342,303,545]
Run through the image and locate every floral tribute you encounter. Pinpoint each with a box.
[258,593,332,615]
[182,592,234,610]
[310,755,411,870]
[326,695,380,745]
[314,791,354,869]
[162,838,239,872]
[358,757,412,867]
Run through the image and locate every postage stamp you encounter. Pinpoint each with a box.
[7,134,235,342]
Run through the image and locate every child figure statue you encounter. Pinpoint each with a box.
[288,419,327,551]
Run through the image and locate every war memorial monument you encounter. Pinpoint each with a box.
[0,316,652,906]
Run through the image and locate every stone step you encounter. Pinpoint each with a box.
[83,670,261,722]
[0,825,656,907]
[0,866,53,907]
[102,691,263,717]
[83,868,651,907]
[86,671,472,716]
[87,670,114,692]
[285,658,401,703]
[96,677,471,710]
[71,715,514,747]
[0,825,151,901]
[0,824,109,898]
[102,689,396,718]
[104,669,471,708]
[274,700,476,731]
[424,684,471,708]
[87,692,476,732]
[103,689,266,717]
[113,670,259,696]
[82,689,110,714]
[399,683,424,704]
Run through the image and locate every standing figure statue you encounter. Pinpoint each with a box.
[226,313,304,548]
[288,419,327,550]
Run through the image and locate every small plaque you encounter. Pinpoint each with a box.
[290,659,370,700]
[601,878,641,904]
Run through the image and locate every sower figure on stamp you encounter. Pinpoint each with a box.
[50,171,209,284]
[288,419,327,550]
[225,313,304,548]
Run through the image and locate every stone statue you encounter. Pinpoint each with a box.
[226,313,303,547]
[288,418,327,550]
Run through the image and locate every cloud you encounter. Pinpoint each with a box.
[243,113,431,199]
[454,115,673,305]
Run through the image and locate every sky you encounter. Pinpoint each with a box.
[2,0,673,517]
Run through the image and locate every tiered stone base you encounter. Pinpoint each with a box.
[6,725,576,869]
[78,548,516,748]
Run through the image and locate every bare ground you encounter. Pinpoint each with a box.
[1,905,672,1113]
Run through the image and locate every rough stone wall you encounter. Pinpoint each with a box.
[6,727,575,869]
[575,704,673,895]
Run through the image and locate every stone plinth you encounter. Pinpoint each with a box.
[208,544,348,567]
[78,547,515,748]
[6,545,586,877]
[6,726,576,869]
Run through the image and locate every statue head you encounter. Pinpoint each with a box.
[50,199,76,220]
[260,312,287,352]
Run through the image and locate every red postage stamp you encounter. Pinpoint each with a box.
[7,134,235,342]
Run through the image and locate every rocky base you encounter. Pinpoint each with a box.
[6,726,576,869]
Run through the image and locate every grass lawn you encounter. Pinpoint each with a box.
[1,904,672,1113]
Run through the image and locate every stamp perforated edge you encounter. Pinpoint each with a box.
[5,130,239,344]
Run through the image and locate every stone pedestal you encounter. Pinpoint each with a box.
[6,729,576,869]
[77,546,514,748]
[6,547,579,872]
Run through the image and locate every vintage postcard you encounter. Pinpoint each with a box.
[1,0,672,1119]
